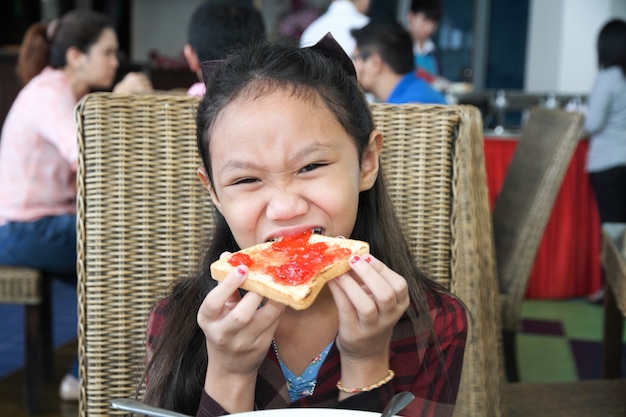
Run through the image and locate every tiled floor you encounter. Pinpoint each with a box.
[518,298,626,382]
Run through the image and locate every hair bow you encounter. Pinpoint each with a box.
[309,32,357,78]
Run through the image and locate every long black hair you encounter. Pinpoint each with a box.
[143,36,446,414]
[597,18,626,75]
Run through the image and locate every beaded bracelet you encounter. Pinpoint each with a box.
[336,370,395,393]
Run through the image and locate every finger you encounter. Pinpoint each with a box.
[219,251,233,260]
[224,289,242,310]
[367,255,410,308]
[220,290,267,332]
[220,295,285,345]
[327,276,358,320]
[333,270,379,320]
[253,300,286,332]
[202,265,248,316]
[350,255,408,307]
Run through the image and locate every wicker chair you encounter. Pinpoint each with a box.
[371,103,502,417]
[498,111,626,416]
[0,266,54,414]
[492,107,584,382]
[600,228,626,378]
[75,93,503,417]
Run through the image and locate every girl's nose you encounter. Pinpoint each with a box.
[265,190,308,221]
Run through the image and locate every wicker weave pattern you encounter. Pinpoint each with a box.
[76,93,211,415]
[76,94,501,416]
[373,104,455,284]
[0,266,43,304]
[602,231,626,317]
[492,108,584,332]
[372,104,502,417]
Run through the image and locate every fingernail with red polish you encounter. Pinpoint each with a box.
[236,266,247,276]
[350,255,361,265]
[364,254,372,263]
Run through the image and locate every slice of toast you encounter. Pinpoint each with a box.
[210,233,370,310]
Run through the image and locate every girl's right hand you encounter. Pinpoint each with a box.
[196,263,285,412]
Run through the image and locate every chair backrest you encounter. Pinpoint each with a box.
[601,228,626,316]
[76,93,502,417]
[372,104,502,417]
[76,93,209,416]
[492,107,584,331]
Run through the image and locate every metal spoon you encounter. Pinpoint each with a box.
[380,391,415,417]
[110,398,192,417]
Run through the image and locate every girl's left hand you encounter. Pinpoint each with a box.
[327,254,409,366]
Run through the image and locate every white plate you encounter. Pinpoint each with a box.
[231,409,382,416]
[110,398,397,417]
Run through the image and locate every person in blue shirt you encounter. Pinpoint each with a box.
[350,20,446,104]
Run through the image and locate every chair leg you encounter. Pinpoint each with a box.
[23,276,54,415]
[40,276,54,382]
[502,328,520,382]
[602,285,624,378]
[24,304,42,415]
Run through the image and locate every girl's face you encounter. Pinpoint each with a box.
[80,27,120,89]
[200,89,381,249]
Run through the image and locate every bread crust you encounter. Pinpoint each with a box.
[210,234,369,310]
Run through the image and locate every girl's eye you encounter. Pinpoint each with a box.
[232,177,259,185]
[300,163,325,173]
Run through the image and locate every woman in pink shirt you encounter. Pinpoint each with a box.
[0,9,152,401]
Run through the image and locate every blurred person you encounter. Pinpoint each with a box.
[584,18,626,303]
[350,20,446,104]
[299,0,371,55]
[0,9,152,401]
[406,0,442,80]
[183,0,266,97]
[277,0,325,41]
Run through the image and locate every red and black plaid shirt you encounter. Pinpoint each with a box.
[146,289,467,417]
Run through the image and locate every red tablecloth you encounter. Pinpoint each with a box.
[484,137,603,299]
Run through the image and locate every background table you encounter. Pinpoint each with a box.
[484,136,603,299]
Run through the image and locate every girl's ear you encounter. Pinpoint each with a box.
[360,130,383,191]
[197,167,222,213]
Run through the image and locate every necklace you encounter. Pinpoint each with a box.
[271,338,280,360]
[272,338,318,398]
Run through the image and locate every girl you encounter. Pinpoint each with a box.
[143,35,467,417]
[0,9,152,401]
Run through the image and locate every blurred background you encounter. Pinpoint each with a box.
[1,0,625,131]
[0,0,626,129]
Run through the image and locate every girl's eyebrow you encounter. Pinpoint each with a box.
[287,143,334,164]
[220,142,334,172]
